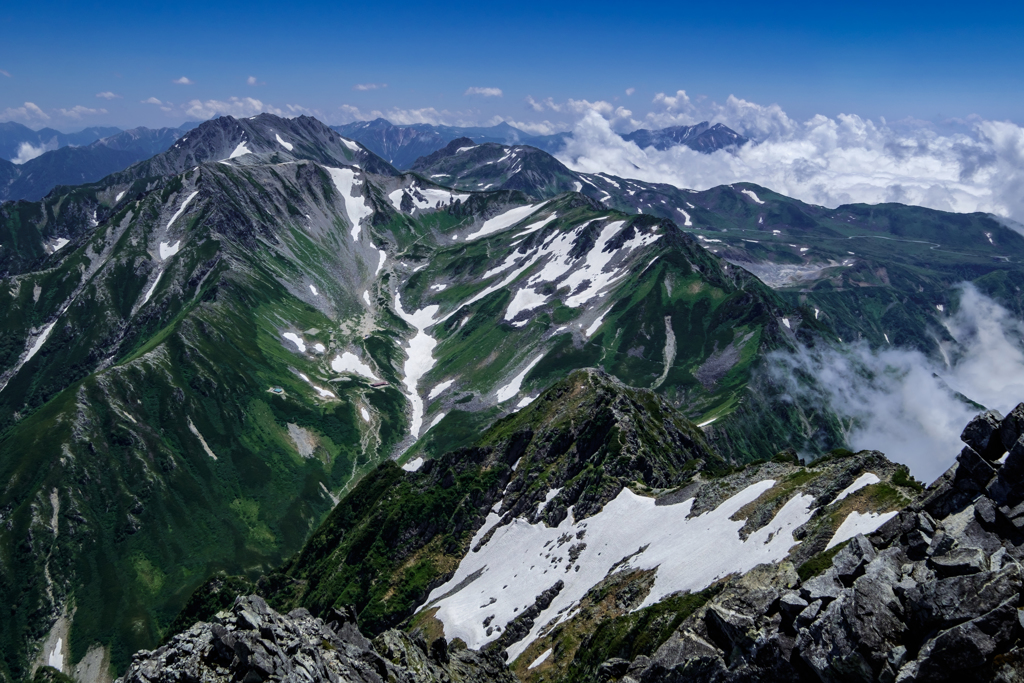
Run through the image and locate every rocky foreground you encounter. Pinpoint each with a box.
[616,405,1024,682]
[117,405,1024,683]
[117,595,514,683]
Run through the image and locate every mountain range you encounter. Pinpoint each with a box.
[0,112,1022,683]
[0,124,208,203]
[331,119,749,170]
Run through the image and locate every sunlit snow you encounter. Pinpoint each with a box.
[167,191,199,229]
[826,510,898,550]
[833,472,880,502]
[741,189,765,204]
[159,240,180,260]
[394,294,440,437]
[309,284,319,296]
[283,333,306,353]
[228,141,251,159]
[330,352,379,380]
[495,354,544,402]
[423,480,816,662]
[326,167,372,240]
[464,202,549,241]
[275,133,294,151]
[402,457,424,472]
[428,379,455,400]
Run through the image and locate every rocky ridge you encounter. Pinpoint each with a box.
[598,405,1024,683]
[117,595,515,683]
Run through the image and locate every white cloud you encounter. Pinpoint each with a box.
[58,105,106,119]
[335,104,462,126]
[0,69,10,78]
[465,87,503,97]
[246,76,265,86]
[184,97,285,119]
[625,88,635,96]
[12,142,46,164]
[353,83,387,91]
[142,97,164,105]
[173,76,194,85]
[769,284,1024,482]
[487,116,568,136]
[1,102,50,123]
[526,96,634,129]
[95,91,121,100]
[555,102,1024,223]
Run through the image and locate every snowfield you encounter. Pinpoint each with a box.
[421,480,819,662]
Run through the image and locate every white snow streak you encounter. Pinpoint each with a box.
[275,133,294,151]
[428,379,455,400]
[394,294,440,438]
[833,472,881,502]
[826,511,899,550]
[741,189,764,204]
[326,167,372,241]
[402,457,424,472]
[167,191,199,229]
[495,354,544,402]
[465,202,548,241]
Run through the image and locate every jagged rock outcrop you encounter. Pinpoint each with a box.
[117,595,515,683]
[611,405,1024,683]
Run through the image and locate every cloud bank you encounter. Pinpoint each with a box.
[555,93,1024,222]
[12,142,47,164]
[769,285,1024,482]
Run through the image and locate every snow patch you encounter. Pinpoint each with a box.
[187,418,218,460]
[516,396,535,408]
[48,638,64,671]
[139,271,164,308]
[167,191,199,229]
[283,333,306,353]
[465,202,549,241]
[402,457,424,472]
[528,649,552,670]
[115,191,125,202]
[331,352,379,380]
[375,249,387,276]
[159,240,181,260]
[360,407,370,422]
[275,133,293,151]
[228,141,251,159]
[51,238,69,252]
[363,290,372,306]
[310,284,319,296]
[833,472,880,503]
[495,354,544,402]
[741,189,764,204]
[326,167,372,241]
[430,412,446,428]
[826,511,899,550]
[428,379,455,400]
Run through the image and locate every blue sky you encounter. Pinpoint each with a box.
[1,0,1022,131]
